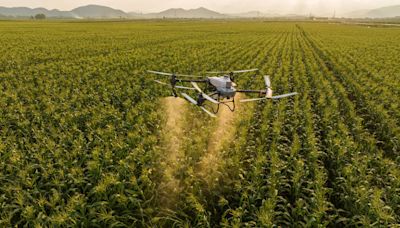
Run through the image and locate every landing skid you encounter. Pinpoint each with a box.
[182,92,236,118]
[205,96,236,114]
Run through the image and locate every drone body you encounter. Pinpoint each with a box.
[148,69,298,117]
[208,76,236,99]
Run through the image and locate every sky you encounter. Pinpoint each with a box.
[1,0,399,15]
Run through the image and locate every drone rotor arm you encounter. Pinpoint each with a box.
[176,74,204,78]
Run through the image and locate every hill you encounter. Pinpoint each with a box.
[344,5,400,18]
[0,6,73,18]
[71,5,127,18]
[0,5,224,19]
[144,7,226,18]
[0,5,128,18]
[366,5,400,18]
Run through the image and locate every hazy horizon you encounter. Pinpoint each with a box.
[1,0,400,15]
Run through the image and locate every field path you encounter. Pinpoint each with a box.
[198,94,244,186]
[158,97,187,207]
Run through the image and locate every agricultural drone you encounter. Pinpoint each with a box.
[148,69,298,117]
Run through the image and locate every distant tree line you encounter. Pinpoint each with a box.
[33,14,46,20]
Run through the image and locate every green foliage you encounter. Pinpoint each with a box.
[0,21,399,226]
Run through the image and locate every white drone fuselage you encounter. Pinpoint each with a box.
[208,76,237,99]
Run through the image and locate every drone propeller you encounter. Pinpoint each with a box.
[149,70,202,97]
[199,106,217,118]
[207,68,259,82]
[264,75,273,98]
[148,70,173,76]
[240,92,298,103]
[191,82,220,104]
[181,93,216,118]
[264,75,271,88]
[233,69,259,73]
[271,92,299,99]
[181,92,198,105]
[154,80,196,90]
[240,75,298,102]
[206,68,259,74]
[240,92,298,102]
[149,71,179,96]
[148,70,204,78]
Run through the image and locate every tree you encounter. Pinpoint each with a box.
[34,14,46,20]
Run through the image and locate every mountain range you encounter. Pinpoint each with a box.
[0,4,399,19]
[343,5,400,18]
[0,5,127,19]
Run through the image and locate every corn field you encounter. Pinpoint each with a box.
[0,21,399,227]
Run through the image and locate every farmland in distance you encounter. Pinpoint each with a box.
[0,20,399,226]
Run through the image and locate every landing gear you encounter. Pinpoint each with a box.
[215,97,235,113]
[203,94,236,114]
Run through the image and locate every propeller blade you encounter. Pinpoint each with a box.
[181,93,198,105]
[206,69,259,74]
[149,70,204,78]
[191,82,203,92]
[264,75,271,88]
[232,68,259,73]
[182,93,216,117]
[175,85,196,90]
[272,92,298,99]
[206,71,226,74]
[200,107,217,118]
[154,80,196,90]
[202,93,221,105]
[154,79,169,86]
[241,92,298,102]
[148,70,173,76]
[239,97,268,103]
[191,82,220,104]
